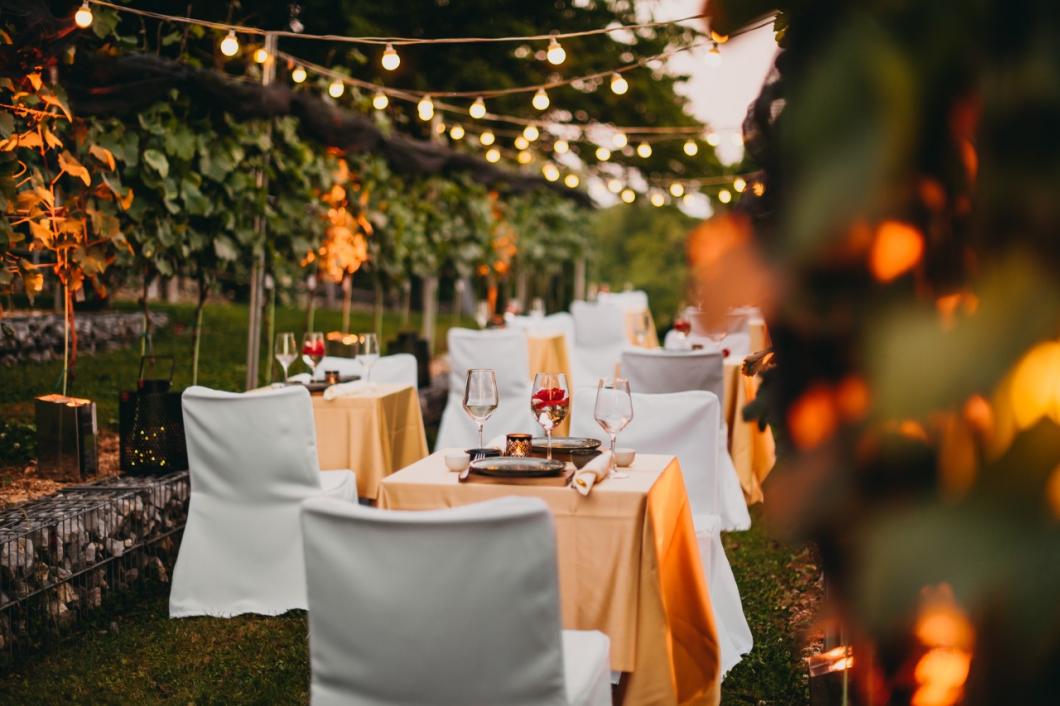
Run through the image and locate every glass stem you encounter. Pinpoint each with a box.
[282,363,288,383]
[478,422,484,449]
[546,429,552,460]
[609,432,617,473]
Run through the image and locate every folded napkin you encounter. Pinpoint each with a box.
[322,380,390,400]
[572,451,612,496]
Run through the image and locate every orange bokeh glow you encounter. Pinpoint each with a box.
[835,375,871,421]
[870,221,924,282]
[787,385,838,450]
[962,394,993,437]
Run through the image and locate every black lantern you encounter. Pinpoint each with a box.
[118,356,187,476]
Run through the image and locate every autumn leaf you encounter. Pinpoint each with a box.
[89,144,116,171]
[58,150,91,186]
[39,93,72,122]
[102,174,134,210]
[28,218,53,247]
[26,73,42,91]
[22,271,44,300]
[42,126,63,150]
[0,130,43,152]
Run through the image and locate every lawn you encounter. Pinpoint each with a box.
[0,301,819,704]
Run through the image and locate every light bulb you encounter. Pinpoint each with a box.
[381,44,401,71]
[705,43,722,68]
[469,97,486,119]
[636,142,652,158]
[417,95,434,121]
[564,174,580,188]
[683,139,699,156]
[542,163,560,181]
[372,91,389,110]
[706,131,721,146]
[291,65,307,83]
[523,125,540,141]
[607,178,623,194]
[710,29,730,44]
[517,150,532,164]
[485,147,501,163]
[612,132,628,148]
[650,191,666,207]
[553,139,569,155]
[328,80,345,98]
[752,181,766,197]
[514,136,530,150]
[253,48,269,64]
[669,182,685,198]
[532,88,550,111]
[610,73,628,95]
[449,125,465,140]
[718,189,732,204]
[733,177,747,193]
[595,146,611,161]
[434,120,447,135]
[480,131,496,146]
[74,2,93,28]
[546,38,566,65]
[620,188,636,204]
[220,31,239,57]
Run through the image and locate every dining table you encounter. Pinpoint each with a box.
[722,359,775,505]
[378,452,722,706]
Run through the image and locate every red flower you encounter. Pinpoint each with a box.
[303,341,325,356]
[722,348,731,358]
[532,387,568,408]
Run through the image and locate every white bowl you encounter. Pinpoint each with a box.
[613,448,636,467]
[444,451,471,472]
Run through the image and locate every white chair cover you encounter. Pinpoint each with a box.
[435,328,535,451]
[300,495,611,706]
[621,348,726,403]
[568,387,752,673]
[598,290,649,312]
[569,300,628,383]
[170,385,356,618]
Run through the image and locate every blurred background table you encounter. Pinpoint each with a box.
[722,360,774,505]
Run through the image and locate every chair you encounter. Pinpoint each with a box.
[295,353,419,389]
[598,290,650,312]
[170,386,356,618]
[300,495,612,706]
[569,300,628,383]
[569,387,752,674]
[621,348,726,403]
[435,328,535,451]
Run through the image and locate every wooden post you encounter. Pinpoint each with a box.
[515,265,529,313]
[574,256,587,302]
[421,275,438,353]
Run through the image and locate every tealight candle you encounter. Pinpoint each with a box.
[505,433,532,457]
[324,370,340,385]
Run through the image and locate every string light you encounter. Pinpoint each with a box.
[542,163,560,181]
[449,124,465,140]
[705,43,722,68]
[607,178,623,194]
[706,131,721,146]
[612,132,628,148]
[372,91,389,110]
[74,1,93,28]
[553,139,569,154]
[417,95,435,121]
[683,139,699,156]
[480,130,496,146]
[328,80,345,98]
[515,135,530,150]
[636,142,652,158]
[485,147,501,163]
[595,146,611,161]
[523,125,540,141]
[752,181,766,196]
[253,47,269,64]
[710,30,730,44]
[220,30,240,57]
[469,97,487,119]
[291,65,307,83]
[650,190,666,207]
[564,173,580,188]
[532,88,550,110]
[381,43,401,71]
[517,150,533,164]
[620,188,636,203]
[434,120,447,135]
[546,38,566,65]
[733,177,747,193]
[669,182,685,197]
[718,188,732,203]
[610,73,629,95]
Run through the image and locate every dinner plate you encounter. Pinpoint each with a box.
[470,457,567,477]
[530,436,601,450]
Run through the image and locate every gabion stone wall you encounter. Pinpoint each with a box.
[0,311,169,366]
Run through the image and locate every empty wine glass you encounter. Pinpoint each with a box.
[274,332,297,383]
[531,372,569,460]
[301,331,325,380]
[463,369,499,449]
[594,378,634,479]
[359,332,380,381]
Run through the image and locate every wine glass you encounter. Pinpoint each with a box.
[474,301,490,329]
[359,332,380,381]
[632,311,651,347]
[463,369,499,449]
[672,309,692,349]
[274,332,297,383]
[594,378,634,479]
[301,331,325,380]
[531,372,569,460]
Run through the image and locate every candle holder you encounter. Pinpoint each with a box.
[505,433,532,457]
[324,370,340,385]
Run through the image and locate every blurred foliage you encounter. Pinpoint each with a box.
[0,418,36,467]
[589,203,697,328]
[709,0,1060,702]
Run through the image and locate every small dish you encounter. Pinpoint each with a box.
[444,451,470,472]
[613,448,636,467]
